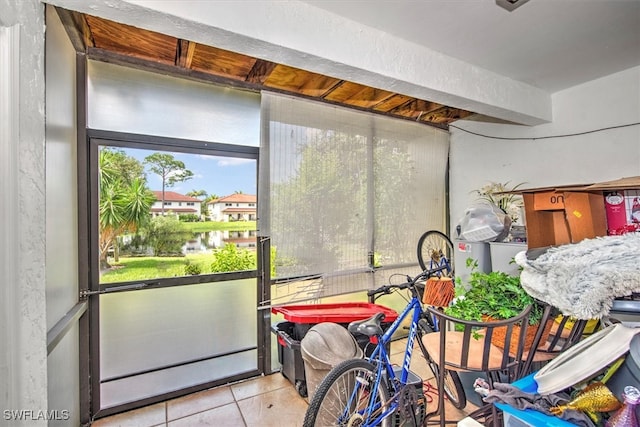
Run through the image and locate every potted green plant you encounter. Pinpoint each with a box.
[445,259,549,353]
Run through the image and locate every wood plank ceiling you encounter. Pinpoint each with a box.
[57,8,475,129]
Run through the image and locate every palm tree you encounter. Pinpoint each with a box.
[202,194,219,220]
[99,149,155,269]
[186,189,208,199]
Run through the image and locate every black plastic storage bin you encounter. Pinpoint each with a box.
[271,303,400,397]
[272,321,307,397]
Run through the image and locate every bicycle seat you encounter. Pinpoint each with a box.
[348,312,386,337]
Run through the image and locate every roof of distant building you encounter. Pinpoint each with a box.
[152,191,201,202]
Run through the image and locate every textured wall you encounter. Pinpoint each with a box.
[0,0,48,425]
[449,66,640,236]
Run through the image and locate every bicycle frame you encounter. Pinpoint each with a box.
[346,293,426,426]
[428,256,452,276]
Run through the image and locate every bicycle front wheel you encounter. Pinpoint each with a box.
[417,230,454,276]
[303,358,392,427]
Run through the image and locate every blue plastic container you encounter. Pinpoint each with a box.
[495,374,577,427]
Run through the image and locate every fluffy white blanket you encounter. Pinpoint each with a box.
[515,233,640,319]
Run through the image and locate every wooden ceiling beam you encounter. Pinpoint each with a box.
[420,107,474,124]
[55,8,94,53]
[176,40,196,68]
[317,80,345,98]
[372,94,413,112]
[323,81,394,108]
[87,47,264,92]
[85,15,178,66]
[297,75,342,97]
[390,99,443,120]
[246,59,277,84]
[190,43,256,81]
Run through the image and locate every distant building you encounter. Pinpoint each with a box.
[150,191,202,218]
[207,194,256,222]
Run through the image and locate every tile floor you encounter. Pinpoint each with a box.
[92,338,477,426]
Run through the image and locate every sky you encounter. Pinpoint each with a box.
[122,147,257,199]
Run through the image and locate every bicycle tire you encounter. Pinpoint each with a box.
[415,319,467,410]
[303,358,393,427]
[417,230,454,277]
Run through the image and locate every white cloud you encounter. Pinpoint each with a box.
[217,158,254,167]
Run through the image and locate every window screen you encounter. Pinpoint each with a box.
[259,92,449,302]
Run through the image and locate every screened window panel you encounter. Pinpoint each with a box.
[373,127,450,266]
[260,92,449,300]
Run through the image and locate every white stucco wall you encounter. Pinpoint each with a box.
[0,0,48,425]
[449,66,640,236]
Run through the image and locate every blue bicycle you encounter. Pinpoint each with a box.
[302,265,465,427]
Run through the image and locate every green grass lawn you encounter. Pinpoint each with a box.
[101,253,214,284]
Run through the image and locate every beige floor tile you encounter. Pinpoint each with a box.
[92,369,483,427]
[423,377,480,425]
[230,372,292,401]
[166,385,235,421]
[236,383,308,427]
[409,352,437,382]
[389,337,408,355]
[387,337,436,392]
[91,403,166,427]
[167,403,244,427]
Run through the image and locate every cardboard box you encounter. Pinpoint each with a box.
[523,190,606,249]
[532,190,565,211]
[508,177,640,249]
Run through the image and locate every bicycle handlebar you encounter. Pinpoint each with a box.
[366,265,448,298]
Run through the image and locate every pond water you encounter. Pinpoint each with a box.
[183,230,257,254]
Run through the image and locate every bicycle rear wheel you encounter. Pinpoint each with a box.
[416,318,467,410]
[303,358,392,427]
[417,230,454,277]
